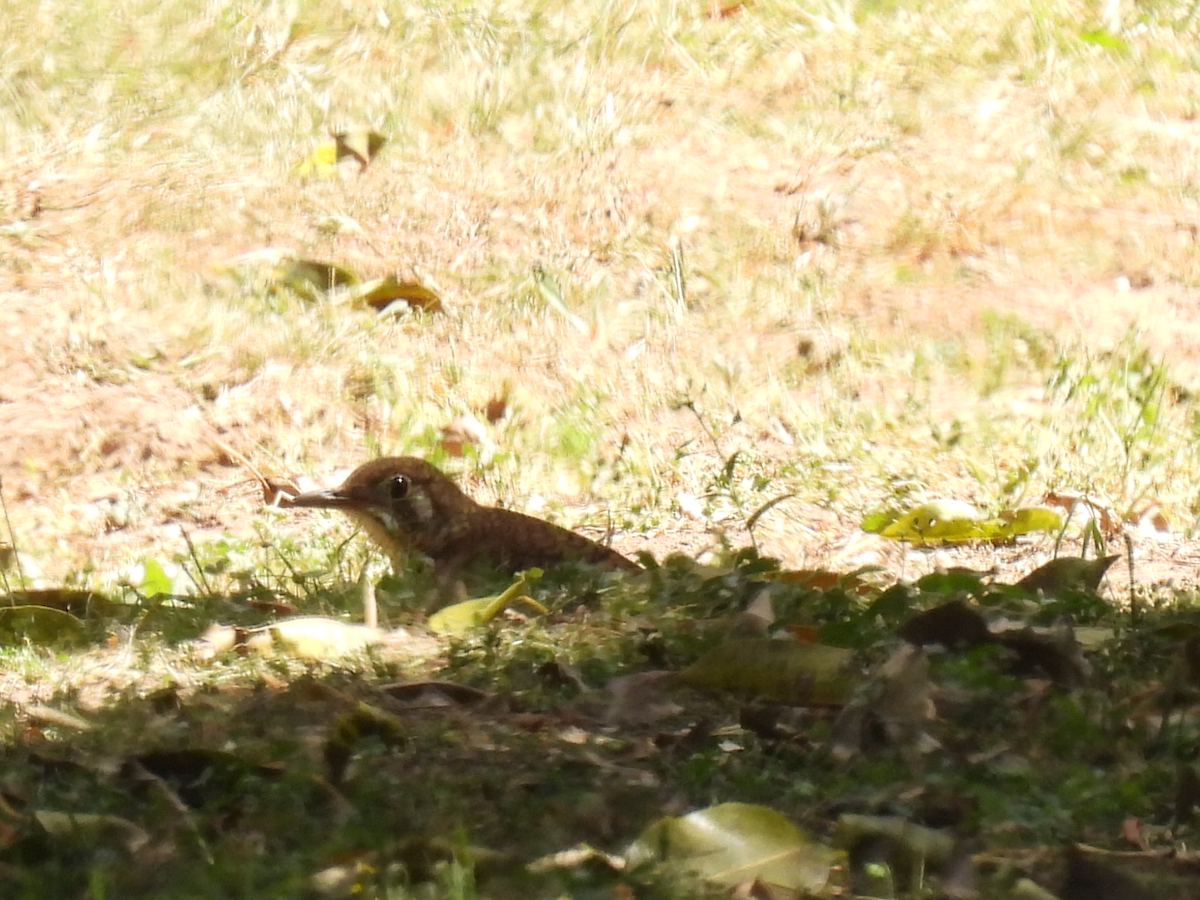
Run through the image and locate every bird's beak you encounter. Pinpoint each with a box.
[284,488,359,510]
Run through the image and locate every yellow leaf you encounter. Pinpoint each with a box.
[995,506,1064,538]
[267,616,383,659]
[427,571,546,636]
[295,140,338,177]
[879,499,986,544]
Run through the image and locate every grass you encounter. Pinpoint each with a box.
[6,0,1200,896]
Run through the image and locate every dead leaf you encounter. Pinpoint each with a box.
[346,274,443,313]
[439,413,488,457]
[325,702,407,783]
[704,0,748,18]
[1015,556,1118,595]
[332,129,387,170]
[1127,504,1171,537]
[831,646,935,759]
[605,670,682,725]
[483,392,509,423]
[776,567,878,594]
[1041,491,1120,537]
[899,600,992,649]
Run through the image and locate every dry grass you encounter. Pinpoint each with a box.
[3,0,1200,583]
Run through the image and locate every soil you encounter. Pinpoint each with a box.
[3,135,1200,595]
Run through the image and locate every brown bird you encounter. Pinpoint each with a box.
[286,457,641,577]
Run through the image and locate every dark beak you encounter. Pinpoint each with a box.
[283,488,358,510]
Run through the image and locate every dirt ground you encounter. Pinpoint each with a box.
[3,128,1200,596]
[3,275,1198,597]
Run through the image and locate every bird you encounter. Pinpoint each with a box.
[284,457,642,577]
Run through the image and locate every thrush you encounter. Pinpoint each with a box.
[286,457,641,577]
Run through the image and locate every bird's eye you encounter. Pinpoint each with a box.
[388,475,409,501]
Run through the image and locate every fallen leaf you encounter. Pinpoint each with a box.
[677,638,856,706]
[267,616,384,659]
[605,670,682,725]
[1015,556,1118,595]
[626,802,839,894]
[483,392,509,423]
[427,571,544,635]
[899,600,992,649]
[332,129,387,170]
[878,500,987,544]
[0,605,86,645]
[275,258,358,301]
[439,414,488,457]
[345,275,443,313]
[325,702,407,783]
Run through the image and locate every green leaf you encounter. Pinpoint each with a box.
[626,802,840,893]
[139,558,173,598]
[1080,29,1129,52]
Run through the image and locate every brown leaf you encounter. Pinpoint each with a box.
[483,392,509,424]
[332,129,387,171]
[1040,491,1120,537]
[899,600,992,649]
[606,670,683,725]
[354,275,443,312]
[830,646,935,759]
[1016,555,1118,595]
[777,567,876,594]
[996,625,1089,687]
[439,414,488,457]
[262,476,302,506]
[1119,816,1147,850]
[704,0,748,17]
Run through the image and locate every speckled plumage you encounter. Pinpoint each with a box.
[287,457,641,576]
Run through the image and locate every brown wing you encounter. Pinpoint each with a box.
[449,507,641,574]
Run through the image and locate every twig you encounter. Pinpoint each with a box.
[179,525,214,596]
[1125,530,1137,625]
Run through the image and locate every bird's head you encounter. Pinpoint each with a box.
[287,457,474,561]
